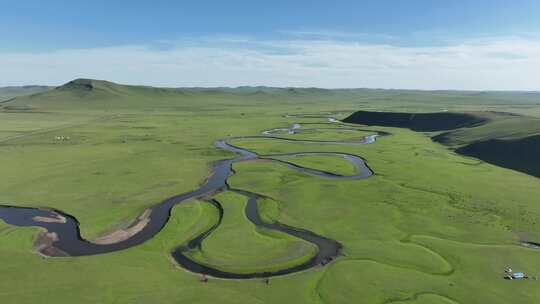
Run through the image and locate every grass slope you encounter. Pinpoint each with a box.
[342,110,489,132]
[456,135,540,178]
[433,112,540,146]
[345,110,540,178]
[0,85,51,102]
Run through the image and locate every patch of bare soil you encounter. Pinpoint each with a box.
[92,209,152,245]
[32,212,67,224]
[33,231,69,257]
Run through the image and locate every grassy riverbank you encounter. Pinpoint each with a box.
[1,79,540,303]
[185,192,318,274]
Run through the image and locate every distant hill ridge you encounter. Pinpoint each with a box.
[0,85,53,102]
[342,110,490,132]
[5,78,540,100]
[57,78,103,91]
[3,77,540,113]
[343,109,540,179]
[0,85,51,90]
[54,78,147,96]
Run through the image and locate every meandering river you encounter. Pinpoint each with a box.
[0,117,382,278]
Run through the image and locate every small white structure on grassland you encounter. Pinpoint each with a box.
[504,267,528,280]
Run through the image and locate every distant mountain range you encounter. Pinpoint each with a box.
[0,85,53,102]
[3,78,540,98]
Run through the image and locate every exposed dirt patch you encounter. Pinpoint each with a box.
[34,231,69,257]
[33,213,67,224]
[92,209,152,245]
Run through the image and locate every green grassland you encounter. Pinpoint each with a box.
[1,79,540,303]
[268,126,372,142]
[185,191,317,274]
[267,154,359,176]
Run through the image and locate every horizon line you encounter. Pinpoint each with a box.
[2,78,540,93]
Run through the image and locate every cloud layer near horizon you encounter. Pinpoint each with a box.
[2,37,539,90]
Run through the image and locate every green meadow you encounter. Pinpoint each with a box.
[185,192,318,274]
[1,79,540,303]
[267,154,360,176]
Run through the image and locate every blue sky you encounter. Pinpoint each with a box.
[1,0,540,89]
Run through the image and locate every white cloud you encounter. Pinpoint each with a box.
[1,37,540,90]
[277,29,395,41]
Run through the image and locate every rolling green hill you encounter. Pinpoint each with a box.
[456,135,540,178]
[342,110,490,131]
[344,110,540,178]
[1,79,189,111]
[0,85,52,102]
